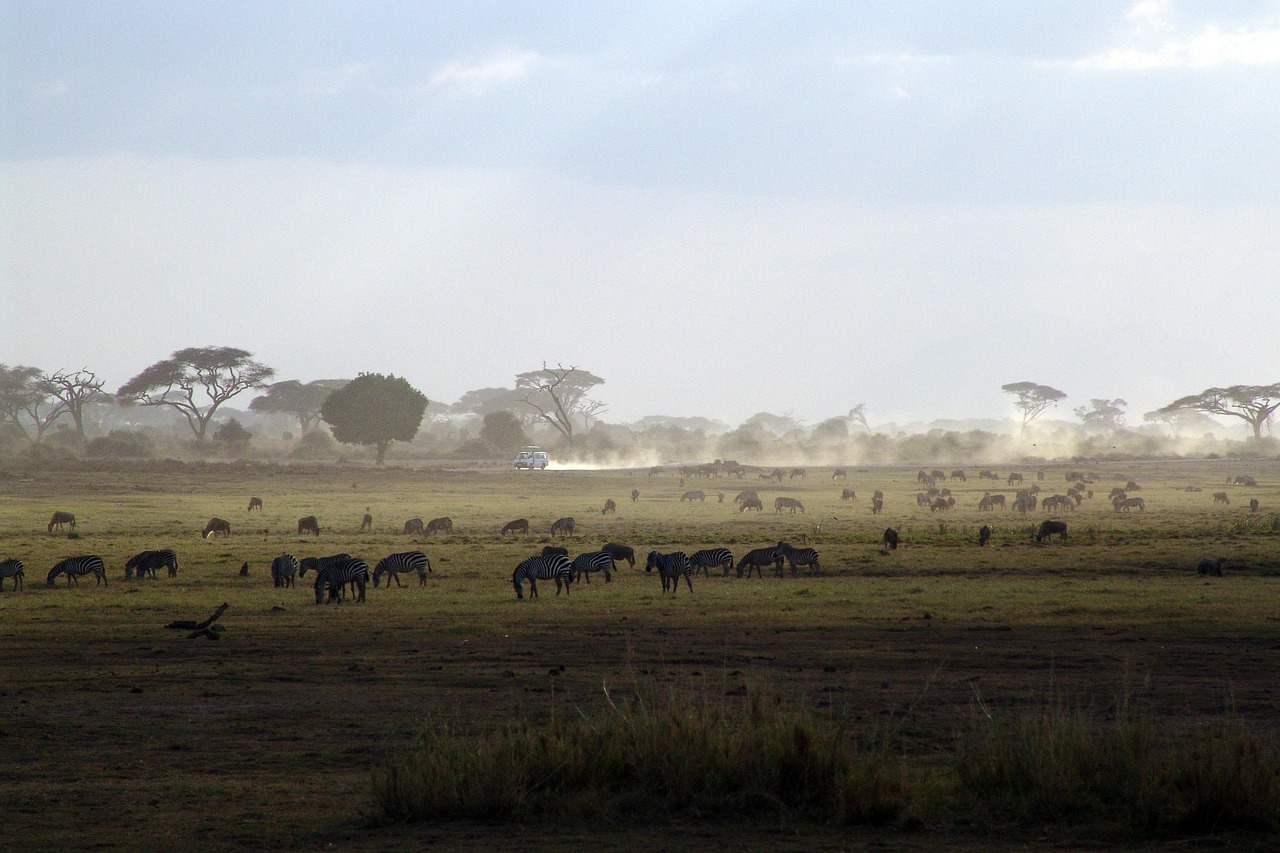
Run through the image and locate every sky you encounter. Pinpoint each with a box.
[3,1,1279,429]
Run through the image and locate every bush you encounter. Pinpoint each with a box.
[290,429,337,459]
[85,430,154,459]
[213,418,252,450]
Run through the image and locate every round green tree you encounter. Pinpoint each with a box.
[320,373,429,465]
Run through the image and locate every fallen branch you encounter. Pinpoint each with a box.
[166,602,230,632]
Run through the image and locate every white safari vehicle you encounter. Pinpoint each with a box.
[514,447,549,470]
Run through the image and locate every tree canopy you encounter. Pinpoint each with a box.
[1155,384,1280,439]
[250,379,348,432]
[0,364,65,444]
[479,410,532,453]
[116,346,274,441]
[1075,398,1127,435]
[320,372,428,465]
[516,364,605,445]
[1001,382,1067,429]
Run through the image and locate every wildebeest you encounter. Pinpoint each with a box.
[1113,497,1145,512]
[0,559,24,591]
[601,543,635,568]
[1197,557,1224,577]
[501,518,529,536]
[871,497,884,515]
[832,468,847,480]
[1250,499,1260,512]
[872,489,885,501]
[734,490,759,505]
[680,490,706,502]
[739,498,763,512]
[47,511,76,533]
[1035,520,1068,542]
[951,469,967,482]
[248,496,263,512]
[426,517,454,535]
[916,492,931,507]
[202,517,231,538]
[1212,492,1230,505]
[631,489,640,502]
[774,497,805,514]
[541,545,569,558]
[1231,475,1258,487]
[361,511,373,532]
[979,525,992,546]
[602,498,617,515]
[1125,480,1141,491]
[841,488,857,501]
[790,468,806,479]
[126,549,178,579]
[550,516,575,537]
[297,516,320,536]
[882,527,899,550]
[929,497,954,512]
[403,517,425,535]
[648,466,663,478]
[1008,473,1023,486]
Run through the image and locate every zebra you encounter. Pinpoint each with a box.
[271,554,299,588]
[735,546,782,578]
[774,497,805,514]
[313,556,369,604]
[571,551,615,583]
[425,517,454,535]
[297,515,320,536]
[551,517,576,537]
[0,559,24,591]
[645,551,693,594]
[689,547,734,577]
[46,555,107,587]
[125,549,178,579]
[512,553,573,599]
[373,551,431,588]
[501,518,529,536]
[298,553,352,592]
[47,511,76,533]
[404,517,425,535]
[601,543,635,568]
[776,541,820,576]
[202,517,231,538]
[602,498,616,515]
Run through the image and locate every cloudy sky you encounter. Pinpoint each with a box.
[4,1,1278,428]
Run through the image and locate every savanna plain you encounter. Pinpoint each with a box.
[1,458,1278,852]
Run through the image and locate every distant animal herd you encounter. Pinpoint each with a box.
[5,466,1267,600]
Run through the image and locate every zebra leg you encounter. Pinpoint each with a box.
[356,579,366,602]
[683,573,694,593]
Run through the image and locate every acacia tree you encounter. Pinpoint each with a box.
[250,379,348,433]
[116,347,275,441]
[846,403,870,432]
[1142,407,1217,437]
[1155,384,1280,439]
[320,372,428,465]
[515,364,605,446]
[1075,398,1127,435]
[46,368,109,438]
[1001,382,1067,430]
[479,410,532,453]
[0,365,65,444]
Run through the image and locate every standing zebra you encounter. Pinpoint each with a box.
[689,548,734,577]
[271,554,299,588]
[46,555,107,587]
[0,559,24,591]
[776,541,820,577]
[512,553,573,599]
[735,546,782,578]
[125,549,178,579]
[645,551,693,594]
[373,551,431,588]
[571,551,615,583]
[313,556,369,604]
[299,553,355,595]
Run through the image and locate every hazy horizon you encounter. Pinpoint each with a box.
[5,2,1279,427]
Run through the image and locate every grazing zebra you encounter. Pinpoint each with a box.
[248,496,263,512]
[313,557,369,604]
[297,515,320,536]
[0,559,24,591]
[602,498,617,515]
[1113,497,1145,512]
[512,553,573,599]
[46,555,107,587]
[645,551,693,594]
[125,549,178,579]
[1035,520,1068,542]
[47,511,76,533]
[551,517,576,537]
[734,490,759,505]
[361,510,373,532]
[571,551,615,583]
[979,525,992,547]
[298,553,351,578]
[774,497,805,514]
[501,518,529,536]
[776,541,820,576]
[735,546,782,578]
[1212,492,1230,505]
[404,518,425,535]
[680,490,706,502]
[202,517,231,538]
[601,543,635,568]
[883,528,899,550]
[631,489,640,502]
[271,554,299,588]
[373,551,431,588]
[426,517,454,535]
[689,547,734,577]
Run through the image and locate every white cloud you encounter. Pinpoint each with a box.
[1073,3,1280,70]
[430,49,542,91]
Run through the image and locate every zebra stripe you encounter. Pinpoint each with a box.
[46,555,107,587]
[271,554,299,588]
[645,551,693,594]
[571,551,615,584]
[126,549,178,580]
[0,559,24,591]
[512,554,573,599]
[776,541,821,577]
[734,546,782,578]
[373,551,431,588]
[689,548,734,578]
[313,557,369,604]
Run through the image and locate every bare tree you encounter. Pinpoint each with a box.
[1155,384,1280,439]
[46,368,110,438]
[116,347,275,441]
[1002,382,1067,430]
[847,403,870,432]
[0,365,66,444]
[515,363,605,446]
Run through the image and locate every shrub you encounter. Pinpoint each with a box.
[85,430,154,459]
[290,429,337,459]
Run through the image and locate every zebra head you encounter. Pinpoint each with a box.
[644,551,661,573]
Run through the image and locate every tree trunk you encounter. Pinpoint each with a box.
[375,441,388,466]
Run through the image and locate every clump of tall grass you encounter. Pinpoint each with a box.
[956,697,1280,835]
[373,683,907,825]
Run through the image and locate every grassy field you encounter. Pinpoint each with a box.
[1,457,1278,851]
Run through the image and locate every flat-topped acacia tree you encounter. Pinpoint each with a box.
[116,347,275,442]
[320,372,428,465]
[1155,384,1280,440]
